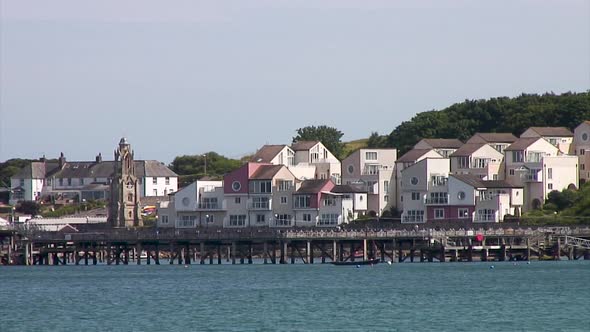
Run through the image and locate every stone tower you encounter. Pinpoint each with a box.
[108,138,143,228]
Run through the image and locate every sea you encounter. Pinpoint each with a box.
[0,260,588,332]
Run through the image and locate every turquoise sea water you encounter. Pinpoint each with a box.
[1,261,589,332]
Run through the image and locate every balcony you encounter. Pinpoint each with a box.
[197,202,223,210]
[402,216,425,223]
[249,203,271,210]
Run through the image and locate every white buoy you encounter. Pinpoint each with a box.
[387,261,392,265]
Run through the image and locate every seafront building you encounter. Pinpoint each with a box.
[9,138,178,206]
[8,121,590,227]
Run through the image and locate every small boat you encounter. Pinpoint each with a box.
[331,258,380,266]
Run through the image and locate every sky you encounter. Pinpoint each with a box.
[1,0,589,163]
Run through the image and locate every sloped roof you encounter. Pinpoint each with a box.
[140,160,178,177]
[15,160,177,179]
[332,184,367,194]
[397,149,439,162]
[296,179,331,194]
[249,165,284,180]
[250,145,288,163]
[527,127,573,137]
[419,138,464,149]
[13,162,60,179]
[450,143,487,157]
[469,133,518,143]
[452,174,522,189]
[505,138,542,151]
[291,141,320,151]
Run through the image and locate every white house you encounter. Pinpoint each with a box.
[466,132,518,154]
[573,121,590,184]
[341,148,397,216]
[394,149,443,211]
[520,127,574,154]
[450,143,505,180]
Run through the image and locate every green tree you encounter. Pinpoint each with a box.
[293,125,345,158]
[545,189,578,212]
[170,152,242,187]
[16,201,41,216]
[367,132,386,148]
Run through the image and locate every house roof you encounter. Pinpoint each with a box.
[419,138,464,149]
[397,149,439,162]
[249,165,285,180]
[296,179,331,194]
[331,184,367,194]
[469,132,518,143]
[505,138,542,151]
[14,160,177,179]
[452,174,522,189]
[291,141,320,151]
[449,143,487,157]
[250,145,288,163]
[527,127,573,137]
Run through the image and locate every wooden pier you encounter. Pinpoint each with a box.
[2,226,590,266]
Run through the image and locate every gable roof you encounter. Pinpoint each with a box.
[14,160,177,179]
[526,127,573,137]
[250,145,288,163]
[468,133,518,143]
[449,143,488,157]
[418,138,464,149]
[249,165,285,180]
[291,141,320,151]
[139,160,178,177]
[505,137,543,151]
[13,161,60,179]
[397,149,440,162]
[296,179,331,194]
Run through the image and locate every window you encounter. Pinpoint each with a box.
[165,177,170,185]
[367,180,378,194]
[365,151,378,160]
[67,178,72,186]
[251,197,270,209]
[494,144,504,153]
[179,216,196,227]
[153,189,158,196]
[347,165,354,174]
[403,210,424,223]
[280,196,288,204]
[319,214,339,225]
[250,180,271,193]
[383,181,389,194]
[431,176,447,186]
[479,190,492,201]
[232,181,241,192]
[509,169,515,176]
[80,178,84,185]
[323,197,336,206]
[411,192,421,200]
[256,214,266,224]
[229,215,247,226]
[19,179,25,187]
[457,157,470,169]
[428,192,448,204]
[152,177,158,185]
[384,195,389,202]
[410,177,419,185]
[310,152,319,163]
[303,214,312,222]
[582,133,589,141]
[527,151,544,163]
[201,197,218,209]
[161,215,169,224]
[127,194,133,202]
[457,191,466,200]
[493,174,498,180]
[581,149,586,155]
[294,195,311,208]
[512,151,524,163]
[234,197,241,204]
[365,164,379,175]
[205,215,214,223]
[277,180,293,191]
[473,158,489,169]
[275,214,292,226]
[548,168,553,180]
[434,209,444,219]
[59,178,63,186]
[47,178,52,186]
[582,164,586,170]
[458,208,469,219]
[548,183,553,190]
[476,209,495,221]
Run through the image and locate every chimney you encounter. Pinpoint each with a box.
[59,152,66,168]
[96,153,103,163]
[40,155,46,162]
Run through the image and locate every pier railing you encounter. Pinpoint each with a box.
[25,226,590,243]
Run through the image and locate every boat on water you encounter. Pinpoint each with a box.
[331,258,380,266]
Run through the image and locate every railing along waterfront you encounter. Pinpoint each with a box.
[26,226,590,243]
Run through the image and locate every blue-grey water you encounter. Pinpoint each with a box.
[1,261,589,332]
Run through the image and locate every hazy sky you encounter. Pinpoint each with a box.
[1,0,589,163]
